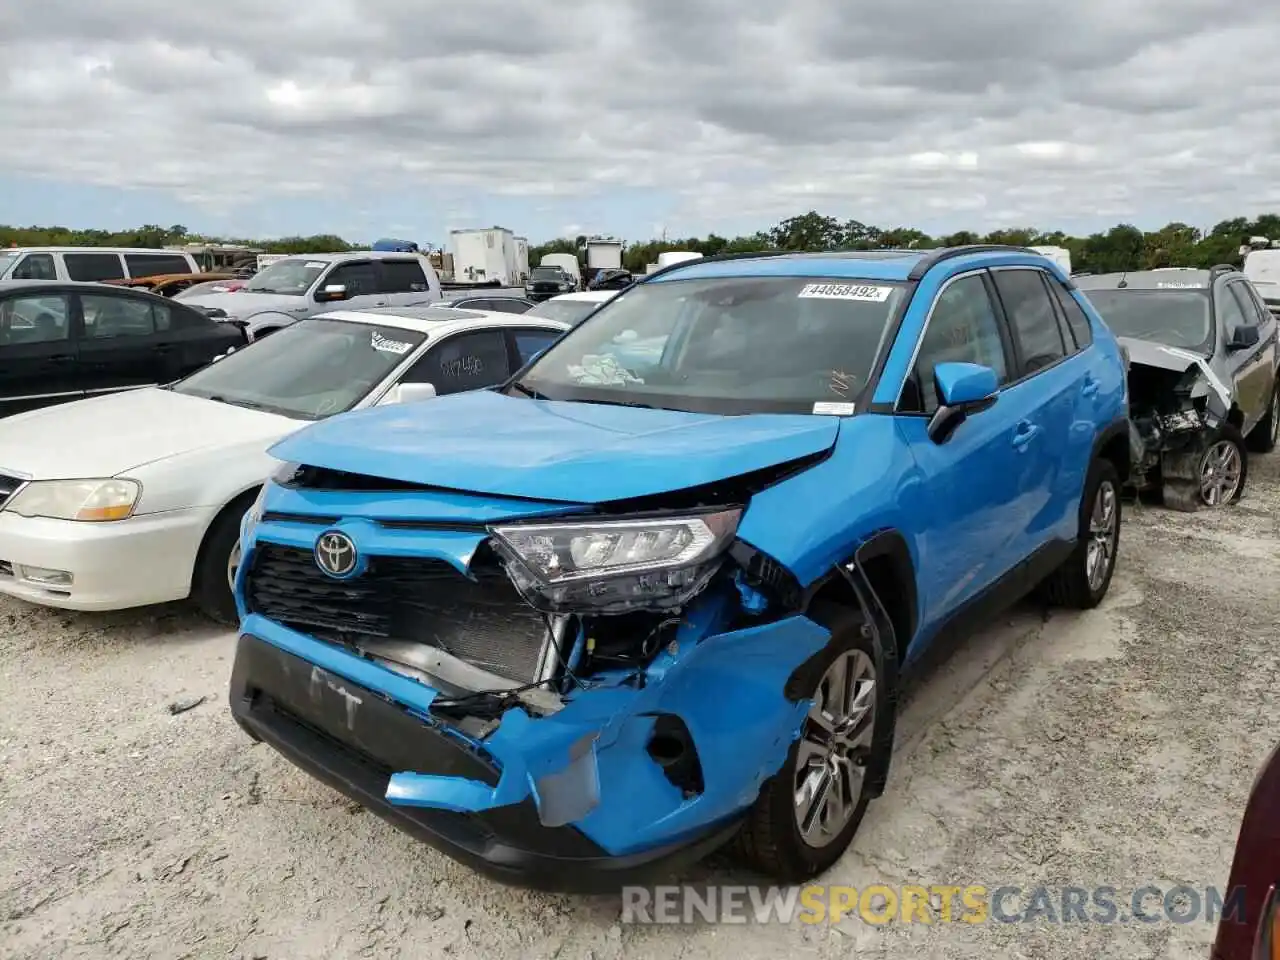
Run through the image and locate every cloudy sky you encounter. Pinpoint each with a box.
[0,0,1277,246]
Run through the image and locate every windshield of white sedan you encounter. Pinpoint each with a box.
[0,253,17,278]
[1083,289,1212,352]
[513,277,905,413]
[524,299,603,326]
[172,318,425,419]
[242,258,326,295]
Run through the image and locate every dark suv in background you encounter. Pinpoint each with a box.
[1077,267,1279,510]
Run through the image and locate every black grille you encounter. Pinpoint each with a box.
[245,544,549,684]
[0,474,21,509]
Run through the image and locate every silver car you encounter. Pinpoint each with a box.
[178,251,443,340]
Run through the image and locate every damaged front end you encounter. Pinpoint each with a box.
[229,464,833,890]
[1121,337,1232,493]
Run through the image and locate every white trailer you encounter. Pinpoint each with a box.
[585,238,623,272]
[448,227,516,285]
[1029,245,1071,275]
[514,236,530,282]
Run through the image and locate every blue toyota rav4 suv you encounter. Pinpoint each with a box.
[229,245,1130,890]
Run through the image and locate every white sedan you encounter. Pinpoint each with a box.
[0,307,567,622]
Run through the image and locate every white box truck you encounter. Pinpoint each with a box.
[448,227,516,285]
[585,238,623,270]
[1029,245,1071,275]
[514,236,530,282]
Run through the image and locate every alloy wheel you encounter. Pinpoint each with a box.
[1199,440,1243,506]
[1086,479,1118,592]
[227,541,242,595]
[793,649,876,848]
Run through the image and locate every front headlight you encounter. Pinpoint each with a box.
[3,478,141,522]
[489,508,741,614]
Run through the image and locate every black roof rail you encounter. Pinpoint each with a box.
[906,244,1041,281]
[634,249,790,283]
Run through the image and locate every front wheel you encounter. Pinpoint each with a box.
[732,601,895,883]
[191,501,252,624]
[1036,457,1121,609]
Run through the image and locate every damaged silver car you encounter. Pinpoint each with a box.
[1078,267,1279,510]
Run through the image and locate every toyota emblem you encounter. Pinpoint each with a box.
[315,531,358,578]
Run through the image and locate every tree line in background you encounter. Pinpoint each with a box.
[3,212,1279,275]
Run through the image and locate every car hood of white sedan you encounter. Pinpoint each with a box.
[0,388,299,480]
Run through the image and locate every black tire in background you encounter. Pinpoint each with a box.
[1246,384,1279,454]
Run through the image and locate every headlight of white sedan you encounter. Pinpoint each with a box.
[3,479,141,522]
[489,508,741,614]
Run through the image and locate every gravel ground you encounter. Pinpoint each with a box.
[1,452,1277,959]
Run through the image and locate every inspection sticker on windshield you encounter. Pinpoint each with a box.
[1156,281,1204,288]
[812,401,856,415]
[798,283,893,301]
[370,330,413,355]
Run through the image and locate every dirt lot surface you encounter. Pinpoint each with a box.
[2,454,1277,960]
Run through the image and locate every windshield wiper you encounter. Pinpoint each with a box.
[571,396,658,409]
[507,381,549,400]
[207,395,273,412]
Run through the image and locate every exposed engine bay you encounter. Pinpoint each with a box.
[1121,337,1232,493]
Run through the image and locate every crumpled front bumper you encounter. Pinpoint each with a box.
[230,609,830,891]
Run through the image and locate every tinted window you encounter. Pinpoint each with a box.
[244,258,327,296]
[1049,282,1093,347]
[12,253,56,280]
[0,294,71,345]
[407,330,511,395]
[1227,283,1265,327]
[125,253,192,277]
[321,261,377,297]
[1219,284,1251,338]
[483,298,533,314]
[1084,290,1211,352]
[167,302,217,332]
[65,253,126,282]
[906,274,1008,413]
[993,269,1066,374]
[378,259,430,294]
[512,329,560,364]
[82,294,157,338]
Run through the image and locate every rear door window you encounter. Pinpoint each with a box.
[65,253,126,282]
[81,294,159,339]
[124,253,193,277]
[378,259,430,294]
[992,268,1067,375]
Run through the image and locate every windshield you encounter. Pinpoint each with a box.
[1084,289,1212,352]
[531,267,563,280]
[177,280,242,299]
[171,317,425,418]
[0,252,17,278]
[524,298,604,326]
[242,258,328,295]
[513,276,906,414]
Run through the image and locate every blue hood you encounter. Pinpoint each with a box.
[270,390,839,503]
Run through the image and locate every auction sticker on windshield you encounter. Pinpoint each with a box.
[371,330,413,354]
[798,283,893,301]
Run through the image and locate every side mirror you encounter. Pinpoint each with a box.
[1229,324,1261,350]
[315,284,348,303]
[383,382,437,405]
[927,361,999,444]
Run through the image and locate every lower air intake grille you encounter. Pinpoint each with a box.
[245,544,549,685]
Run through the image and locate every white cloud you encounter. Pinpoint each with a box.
[0,0,1276,236]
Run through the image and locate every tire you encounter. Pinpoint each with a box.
[1197,425,1248,508]
[191,495,255,625]
[1036,457,1121,609]
[1246,384,1279,454]
[732,601,895,883]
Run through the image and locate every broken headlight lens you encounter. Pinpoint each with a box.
[489,509,742,614]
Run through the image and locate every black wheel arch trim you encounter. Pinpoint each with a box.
[1091,415,1132,480]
